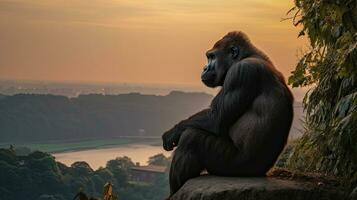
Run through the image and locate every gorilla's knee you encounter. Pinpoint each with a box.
[177,128,207,152]
[178,129,195,144]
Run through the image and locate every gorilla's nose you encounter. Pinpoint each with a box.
[203,65,209,72]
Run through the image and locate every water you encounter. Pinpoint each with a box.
[53,144,172,170]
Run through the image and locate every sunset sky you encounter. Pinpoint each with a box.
[0,0,307,86]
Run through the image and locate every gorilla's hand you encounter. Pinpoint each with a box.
[162,126,182,151]
[162,109,218,151]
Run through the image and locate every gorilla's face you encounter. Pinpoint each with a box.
[201,43,239,88]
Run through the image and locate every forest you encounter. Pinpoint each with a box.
[284,0,356,189]
[0,147,170,200]
[0,91,211,142]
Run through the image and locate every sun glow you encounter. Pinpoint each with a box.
[0,0,306,85]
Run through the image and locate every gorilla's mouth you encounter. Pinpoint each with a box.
[201,77,217,87]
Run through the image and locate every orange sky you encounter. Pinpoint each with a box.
[0,0,307,86]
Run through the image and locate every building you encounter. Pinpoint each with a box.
[130,164,167,183]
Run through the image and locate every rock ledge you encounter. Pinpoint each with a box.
[171,175,345,200]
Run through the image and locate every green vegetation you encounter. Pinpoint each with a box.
[285,0,356,187]
[0,148,170,200]
[0,91,212,143]
[147,153,171,166]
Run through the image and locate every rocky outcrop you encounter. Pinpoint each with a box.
[171,176,346,200]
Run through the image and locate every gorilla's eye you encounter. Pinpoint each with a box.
[207,53,215,59]
[231,46,239,58]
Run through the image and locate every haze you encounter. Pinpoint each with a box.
[0,0,306,85]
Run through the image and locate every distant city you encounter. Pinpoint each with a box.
[0,80,308,101]
[0,80,216,97]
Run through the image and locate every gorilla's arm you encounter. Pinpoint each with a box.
[172,60,262,135]
[211,60,261,134]
[162,109,217,151]
[163,60,262,151]
[175,109,217,134]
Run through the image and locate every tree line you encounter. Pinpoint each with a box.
[0,147,170,200]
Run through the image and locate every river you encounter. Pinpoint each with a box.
[53,144,172,169]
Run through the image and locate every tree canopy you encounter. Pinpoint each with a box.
[286,0,356,187]
[0,149,170,200]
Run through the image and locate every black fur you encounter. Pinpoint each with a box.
[162,31,294,196]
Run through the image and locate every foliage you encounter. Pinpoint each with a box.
[275,141,297,168]
[0,149,170,200]
[106,156,134,186]
[286,0,357,187]
[14,146,32,156]
[147,153,171,166]
[0,92,212,143]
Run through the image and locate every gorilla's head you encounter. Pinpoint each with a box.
[201,31,252,88]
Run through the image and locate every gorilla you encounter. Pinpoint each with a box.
[162,31,294,196]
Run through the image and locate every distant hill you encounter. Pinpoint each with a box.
[0,91,212,143]
[0,91,304,143]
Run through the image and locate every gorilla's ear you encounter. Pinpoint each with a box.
[231,46,239,59]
